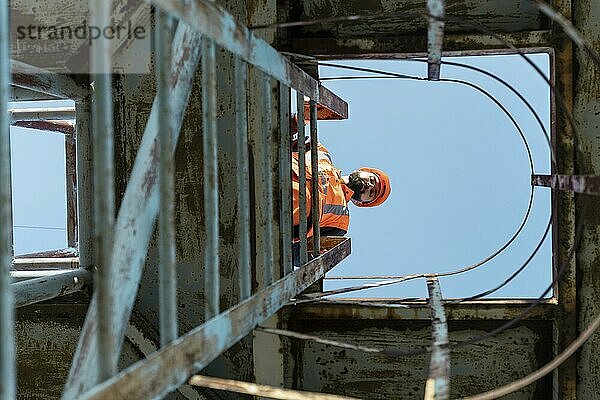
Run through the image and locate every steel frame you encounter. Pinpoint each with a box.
[1,0,349,399]
[79,239,351,400]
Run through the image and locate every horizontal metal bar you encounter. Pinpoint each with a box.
[291,299,556,321]
[188,374,359,400]
[256,327,381,353]
[12,257,79,270]
[532,174,600,194]
[424,277,449,400]
[426,0,445,80]
[290,31,553,58]
[14,247,77,259]
[11,269,80,279]
[8,107,75,121]
[11,120,74,135]
[152,0,320,99]
[79,238,350,400]
[312,85,348,120]
[13,268,91,308]
[10,60,86,99]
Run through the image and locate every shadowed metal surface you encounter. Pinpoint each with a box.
[78,239,351,400]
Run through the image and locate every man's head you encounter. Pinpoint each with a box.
[346,167,391,207]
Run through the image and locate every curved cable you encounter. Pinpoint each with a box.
[294,61,538,283]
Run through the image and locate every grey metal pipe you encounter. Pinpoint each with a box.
[156,9,178,346]
[235,57,251,300]
[0,0,15,395]
[90,0,116,380]
[13,268,92,308]
[202,36,219,320]
[278,84,292,275]
[261,75,274,285]
[296,92,308,265]
[309,100,320,257]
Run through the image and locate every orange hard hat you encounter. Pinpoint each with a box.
[354,167,391,208]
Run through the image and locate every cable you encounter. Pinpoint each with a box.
[291,61,539,298]
[462,305,600,400]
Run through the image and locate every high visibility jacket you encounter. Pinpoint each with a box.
[292,143,353,238]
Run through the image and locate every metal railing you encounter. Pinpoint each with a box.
[3,0,350,399]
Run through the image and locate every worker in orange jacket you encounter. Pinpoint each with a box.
[291,115,391,240]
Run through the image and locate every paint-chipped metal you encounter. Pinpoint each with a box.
[78,239,351,400]
[532,174,600,195]
[424,277,449,400]
[13,268,92,308]
[426,0,444,80]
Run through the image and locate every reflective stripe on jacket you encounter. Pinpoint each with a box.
[291,143,353,238]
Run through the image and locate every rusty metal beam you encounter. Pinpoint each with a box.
[279,83,293,276]
[13,268,92,308]
[78,239,351,400]
[532,174,600,194]
[301,85,349,120]
[201,35,220,320]
[62,24,203,399]
[8,106,75,122]
[290,31,552,59]
[426,0,445,80]
[424,277,449,400]
[309,100,320,258]
[10,60,86,100]
[90,0,117,379]
[156,9,178,346]
[153,0,317,101]
[188,374,359,400]
[290,300,556,321]
[297,91,308,265]
[11,120,74,135]
[236,57,252,299]
[12,257,79,271]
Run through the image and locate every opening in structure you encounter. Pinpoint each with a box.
[9,99,76,259]
[318,52,553,299]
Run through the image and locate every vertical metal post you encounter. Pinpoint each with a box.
[91,0,116,380]
[156,9,178,345]
[0,0,15,395]
[65,133,78,249]
[261,75,274,284]
[279,84,292,275]
[309,100,320,257]
[424,277,450,400]
[75,99,93,269]
[202,36,219,320]
[235,57,251,300]
[296,92,307,265]
[426,0,445,81]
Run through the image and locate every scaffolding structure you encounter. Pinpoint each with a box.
[2,0,600,399]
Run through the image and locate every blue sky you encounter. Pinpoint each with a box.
[316,54,552,298]
[9,100,71,255]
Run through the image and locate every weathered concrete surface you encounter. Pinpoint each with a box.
[15,303,179,400]
[291,0,543,41]
[574,0,600,397]
[286,318,552,399]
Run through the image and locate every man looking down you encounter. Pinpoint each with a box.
[291,114,391,242]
